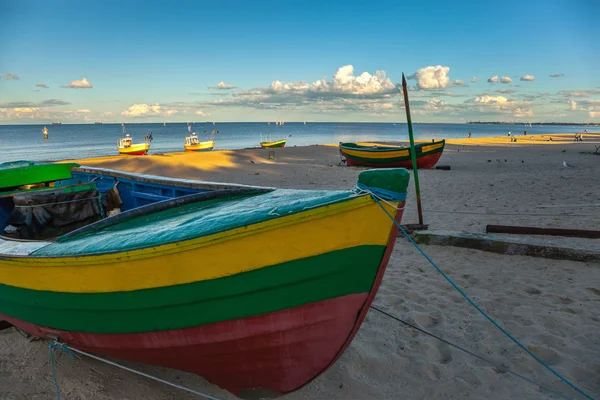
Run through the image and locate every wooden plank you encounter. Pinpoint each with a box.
[486,225,600,239]
[413,230,600,263]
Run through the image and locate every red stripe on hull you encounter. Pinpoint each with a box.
[119,151,148,155]
[345,151,443,169]
[1,293,368,397]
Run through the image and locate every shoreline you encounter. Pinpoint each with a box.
[62,133,600,165]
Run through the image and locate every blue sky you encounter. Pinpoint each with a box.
[1,0,599,123]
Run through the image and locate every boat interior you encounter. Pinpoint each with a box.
[0,166,266,242]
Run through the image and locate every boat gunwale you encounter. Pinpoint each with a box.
[339,139,445,154]
[71,166,273,191]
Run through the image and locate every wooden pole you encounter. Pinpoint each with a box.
[401,73,424,226]
[486,224,600,239]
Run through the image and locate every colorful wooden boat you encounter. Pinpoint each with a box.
[117,134,150,155]
[0,160,79,190]
[0,163,410,398]
[260,138,287,148]
[339,139,445,169]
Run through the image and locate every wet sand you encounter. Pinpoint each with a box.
[1,134,599,399]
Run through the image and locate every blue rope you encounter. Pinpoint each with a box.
[355,183,406,202]
[48,342,75,400]
[372,197,596,400]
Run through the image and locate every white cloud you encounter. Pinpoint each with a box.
[487,75,499,83]
[0,107,47,120]
[496,88,516,94]
[411,66,451,90]
[453,80,467,87]
[208,82,237,90]
[590,111,600,118]
[76,109,91,113]
[36,83,49,88]
[500,76,512,84]
[471,77,478,83]
[424,98,447,110]
[569,101,577,111]
[473,95,508,104]
[2,72,19,80]
[513,108,533,117]
[101,111,116,119]
[195,110,211,116]
[61,77,93,89]
[520,75,535,81]
[121,104,178,117]
[549,73,564,78]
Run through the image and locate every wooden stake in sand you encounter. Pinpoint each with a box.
[401,73,424,226]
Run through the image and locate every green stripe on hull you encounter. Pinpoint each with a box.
[0,245,385,334]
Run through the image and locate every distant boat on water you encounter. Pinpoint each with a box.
[52,122,61,125]
[95,122,102,125]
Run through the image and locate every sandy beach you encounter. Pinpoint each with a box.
[1,134,599,399]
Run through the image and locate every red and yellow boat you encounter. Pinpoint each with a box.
[0,164,410,398]
[339,139,445,169]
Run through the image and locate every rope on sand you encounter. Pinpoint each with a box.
[369,305,572,400]
[48,341,223,400]
[371,196,596,400]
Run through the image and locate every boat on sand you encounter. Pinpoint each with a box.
[0,161,409,398]
[260,138,287,148]
[184,124,215,152]
[339,139,445,169]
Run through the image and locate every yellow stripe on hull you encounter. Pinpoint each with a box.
[0,196,397,293]
[421,143,444,152]
[342,147,410,159]
[184,141,214,151]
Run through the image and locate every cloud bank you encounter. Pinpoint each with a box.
[121,104,177,117]
[520,75,535,81]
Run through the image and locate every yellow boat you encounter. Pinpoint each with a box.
[184,134,214,152]
[117,134,150,155]
[184,125,216,152]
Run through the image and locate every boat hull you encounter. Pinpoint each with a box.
[1,293,369,397]
[0,168,408,397]
[184,141,215,152]
[0,161,79,189]
[118,143,150,155]
[260,140,286,148]
[340,140,445,169]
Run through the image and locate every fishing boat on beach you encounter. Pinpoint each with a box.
[0,161,410,398]
[184,124,215,152]
[117,124,150,155]
[117,134,150,155]
[260,138,286,148]
[339,139,446,169]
